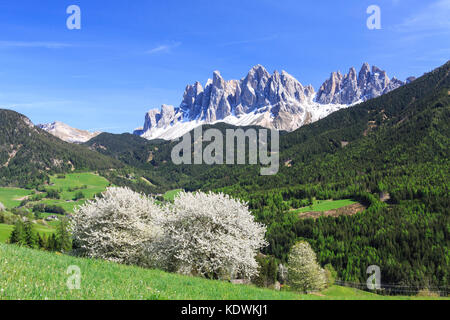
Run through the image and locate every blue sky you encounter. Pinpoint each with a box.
[0,0,448,133]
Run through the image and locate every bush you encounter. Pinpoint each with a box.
[45,205,66,215]
[0,211,17,225]
[156,191,267,280]
[30,194,45,202]
[32,204,46,213]
[287,241,327,293]
[73,191,85,201]
[0,202,5,212]
[32,204,66,215]
[416,289,440,297]
[252,254,278,288]
[45,189,60,199]
[12,207,29,217]
[70,187,164,267]
[324,263,337,287]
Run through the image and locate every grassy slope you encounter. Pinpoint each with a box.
[293,199,358,213]
[0,173,107,243]
[0,188,33,209]
[0,223,55,243]
[0,244,445,300]
[42,173,110,212]
[163,189,183,201]
[0,224,13,242]
[0,172,109,213]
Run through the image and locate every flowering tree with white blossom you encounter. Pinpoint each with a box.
[287,241,327,293]
[157,191,267,280]
[70,187,164,267]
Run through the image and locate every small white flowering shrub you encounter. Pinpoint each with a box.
[157,191,267,280]
[0,202,5,212]
[70,187,164,267]
[287,241,327,293]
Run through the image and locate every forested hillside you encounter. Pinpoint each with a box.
[0,110,123,188]
[226,61,450,291]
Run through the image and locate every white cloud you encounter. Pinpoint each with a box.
[0,41,73,49]
[395,0,450,33]
[0,100,75,110]
[146,42,181,54]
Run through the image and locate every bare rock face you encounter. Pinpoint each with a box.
[142,105,183,131]
[135,64,408,140]
[316,63,406,105]
[38,121,101,144]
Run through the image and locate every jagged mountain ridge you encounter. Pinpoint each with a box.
[135,63,408,140]
[316,63,409,105]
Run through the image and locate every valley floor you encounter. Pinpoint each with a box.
[0,243,446,300]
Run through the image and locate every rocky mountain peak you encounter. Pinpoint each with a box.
[38,121,101,144]
[316,63,405,105]
[135,63,408,140]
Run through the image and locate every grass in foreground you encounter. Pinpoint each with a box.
[0,244,446,300]
[294,199,358,213]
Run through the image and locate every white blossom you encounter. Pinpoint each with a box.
[70,187,164,267]
[287,241,327,293]
[0,202,5,212]
[156,191,267,280]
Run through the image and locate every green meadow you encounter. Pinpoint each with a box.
[294,199,358,213]
[0,173,109,243]
[0,224,13,242]
[0,188,33,209]
[44,172,110,208]
[0,223,55,243]
[0,172,109,214]
[163,189,183,201]
[0,243,446,300]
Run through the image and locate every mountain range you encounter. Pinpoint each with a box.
[131,63,411,140]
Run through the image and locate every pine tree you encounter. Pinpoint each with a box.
[9,220,26,246]
[23,219,38,248]
[37,233,48,249]
[56,218,72,253]
[48,234,57,251]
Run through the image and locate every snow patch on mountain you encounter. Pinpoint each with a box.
[134,64,405,141]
